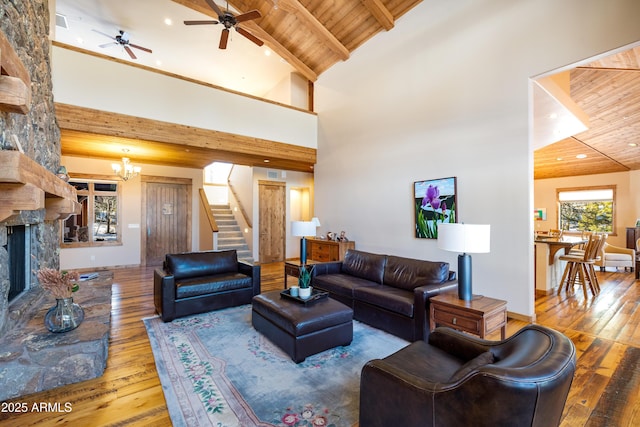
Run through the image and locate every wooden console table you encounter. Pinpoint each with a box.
[306,238,355,262]
[430,292,507,339]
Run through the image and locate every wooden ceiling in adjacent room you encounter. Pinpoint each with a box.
[534,46,640,180]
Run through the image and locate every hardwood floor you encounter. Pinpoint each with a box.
[1,264,638,426]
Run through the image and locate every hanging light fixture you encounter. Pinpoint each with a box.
[112,157,141,181]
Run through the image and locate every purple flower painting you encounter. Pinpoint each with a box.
[414,177,457,238]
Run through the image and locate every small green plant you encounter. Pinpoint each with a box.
[298,265,315,289]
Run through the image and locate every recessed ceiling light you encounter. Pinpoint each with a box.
[264,49,271,56]
[549,113,558,120]
[556,157,563,161]
[576,154,587,159]
[76,37,84,44]
[263,159,270,163]
[629,143,637,147]
[164,18,173,26]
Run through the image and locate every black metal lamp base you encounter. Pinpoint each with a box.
[458,253,473,301]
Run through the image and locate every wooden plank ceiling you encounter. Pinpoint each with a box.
[59,0,422,172]
[534,46,640,180]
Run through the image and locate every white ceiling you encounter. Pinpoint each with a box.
[52,0,295,98]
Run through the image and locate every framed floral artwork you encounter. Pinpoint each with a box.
[414,177,457,239]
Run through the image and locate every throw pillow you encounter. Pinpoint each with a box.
[449,351,494,382]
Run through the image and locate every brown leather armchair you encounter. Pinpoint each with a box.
[360,325,576,427]
[154,250,260,322]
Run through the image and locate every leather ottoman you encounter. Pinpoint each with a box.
[251,290,353,363]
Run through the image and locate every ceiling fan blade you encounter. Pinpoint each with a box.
[235,10,261,23]
[236,27,264,46]
[184,20,219,25]
[205,0,225,18]
[129,43,153,54]
[124,45,137,60]
[92,29,116,41]
[219,28,230,49]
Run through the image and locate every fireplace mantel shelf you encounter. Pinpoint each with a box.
[0,30,31,114]
[0,151,80,222]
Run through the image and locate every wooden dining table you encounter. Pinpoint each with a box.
[534,235,588,293]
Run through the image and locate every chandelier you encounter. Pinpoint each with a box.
[112,157,141,181]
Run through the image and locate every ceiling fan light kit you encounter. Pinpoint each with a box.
[93,29,153,60]
[183,1,263,50]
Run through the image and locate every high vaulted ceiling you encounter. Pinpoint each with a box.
[52,1,640,178]
[534,46,640,180]
[54,0,421,100]
[52,0,422,172]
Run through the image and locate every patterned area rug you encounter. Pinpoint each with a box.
[143,304,408,427]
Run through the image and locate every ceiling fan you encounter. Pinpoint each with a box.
[93,29,153,60]
[184,0,264,50]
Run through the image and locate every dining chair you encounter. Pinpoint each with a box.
[558,233,604,298]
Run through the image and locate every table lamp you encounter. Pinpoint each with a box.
[437,223,491,301]
[291,221,317,265]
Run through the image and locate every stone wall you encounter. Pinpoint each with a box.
[0,0,62,337]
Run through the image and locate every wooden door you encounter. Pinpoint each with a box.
[259,180,286,263]
[142,176,192,266]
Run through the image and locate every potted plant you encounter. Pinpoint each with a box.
[298,264,315,299]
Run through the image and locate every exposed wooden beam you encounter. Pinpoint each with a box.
[0,30,31,114]
[361,0,395,31]
[0,75,30,114]
[277,0,350,61]
[172,0,318,81]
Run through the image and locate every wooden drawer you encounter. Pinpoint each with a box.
[306,239,355,262]
[311,242,337,262]
[432,306,482,335]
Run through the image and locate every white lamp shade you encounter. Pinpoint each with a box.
[291,221,316,237]
[311,217,321,227]
[437,223,490,253]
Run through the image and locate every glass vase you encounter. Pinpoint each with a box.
[44,297,84,333]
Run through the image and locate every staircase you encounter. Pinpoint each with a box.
[211,204,254,264]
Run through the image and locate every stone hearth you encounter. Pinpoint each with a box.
[0,273,112,401]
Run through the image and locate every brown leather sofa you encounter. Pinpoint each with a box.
[154,250,260,322]
[312,249,457,341]
[360,324,577,427]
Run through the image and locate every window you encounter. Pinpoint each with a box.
[557,186,615,233]
[61,179,122,247]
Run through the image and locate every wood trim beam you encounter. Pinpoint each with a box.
[172,0,318,81]
[361,0,395,30]
[56,103,316,168]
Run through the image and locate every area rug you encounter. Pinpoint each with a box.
[143,304,408,427]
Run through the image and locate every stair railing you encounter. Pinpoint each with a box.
[199,187,219,233]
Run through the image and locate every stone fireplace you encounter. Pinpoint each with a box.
[0,1,110,400]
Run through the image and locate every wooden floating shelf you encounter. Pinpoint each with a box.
[0,151,80,222]
[0,30,31,114]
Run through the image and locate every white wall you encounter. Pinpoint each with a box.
[315,0,640,318]
[51,46,318,149]
[59,156,202,270]
[534,172,634,248]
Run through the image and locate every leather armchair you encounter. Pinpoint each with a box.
[154,250,260,321]
[360,325,576,427]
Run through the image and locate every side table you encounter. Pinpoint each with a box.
[430,292,507,339]
[284,259,322,289]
